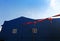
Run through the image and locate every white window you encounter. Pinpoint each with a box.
[32,28,37,33]
[12,29,17,34]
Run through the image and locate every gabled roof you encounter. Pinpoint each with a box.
[9,16,34,21]
[2,16,35,26]
[9,16,35,23]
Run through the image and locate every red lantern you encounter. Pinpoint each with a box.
[26,22,33,24]
[37,19,43,22]
[34,21,37,24]
[48,17,52,21]
[48,17,52,23]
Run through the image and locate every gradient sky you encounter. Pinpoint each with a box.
[0,0,60,30]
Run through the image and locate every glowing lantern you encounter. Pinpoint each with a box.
[26,22,33,24]
[48,17,52,23]
[34,21,37,24]
[37,19,43,22]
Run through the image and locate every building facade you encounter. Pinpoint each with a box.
[0,17,60,41]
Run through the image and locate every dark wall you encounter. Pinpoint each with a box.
[1,17,60,41]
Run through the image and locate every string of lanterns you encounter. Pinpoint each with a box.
[24,14,60,25]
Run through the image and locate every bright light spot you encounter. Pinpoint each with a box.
[50,0,60,10]
[50,0,56,9]
[47,0,60,19]
[0,26,2,32]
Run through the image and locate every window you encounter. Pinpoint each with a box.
[32,28,37,33]
[12,29,17,34]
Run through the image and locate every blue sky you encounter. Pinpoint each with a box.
[0,0,60,29]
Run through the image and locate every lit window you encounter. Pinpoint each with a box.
[12,29,17,34]
[32,28,37,33]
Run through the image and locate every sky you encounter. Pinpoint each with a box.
[0,0,60,31]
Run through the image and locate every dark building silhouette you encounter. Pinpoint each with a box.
[0,17,60,41]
